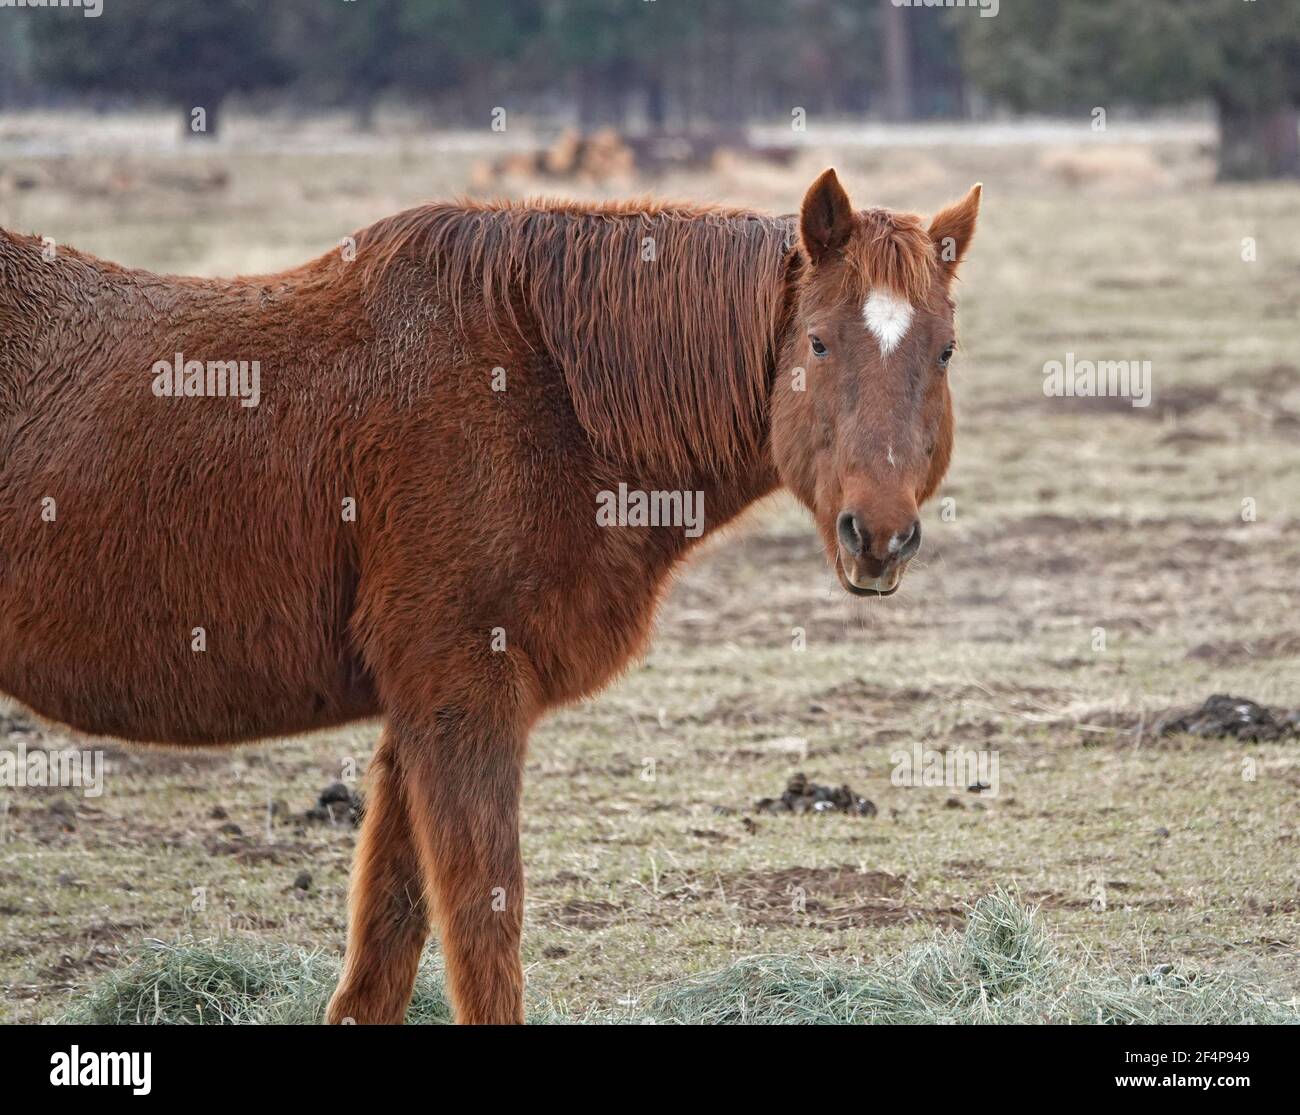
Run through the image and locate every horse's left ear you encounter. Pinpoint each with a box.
[928,183,981,280]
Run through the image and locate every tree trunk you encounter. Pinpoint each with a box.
[1216,99,1300,180]
[354,91,377,134]
[715,13,742,128]
[577,66,605,130]
[644,75,667,131]
[880,0,913,122]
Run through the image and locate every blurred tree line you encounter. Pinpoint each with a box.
[2,0,1297,178]
[964,0,1300,180]
[6,0,965,130]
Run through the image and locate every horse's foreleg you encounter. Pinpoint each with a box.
[327,733,430,1024]
[397,706,528,1025]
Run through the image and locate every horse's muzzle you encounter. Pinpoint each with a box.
[837,555,904,596]
[834,510,920,596]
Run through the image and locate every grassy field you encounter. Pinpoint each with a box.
[1,115,1297,1023]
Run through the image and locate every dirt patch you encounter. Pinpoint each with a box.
[794,677,966,725]
[1185,634,1300,665]
[1015,380,1222,421]
[724,865,960,929]
[38,919,148,983]
[944,858,993,878]
[1029,889,1186,913]
[554,898,626,930]
[42,944,127,983]
[1159,426,1227,452]
[202,836,321,865]
[1244,363,1300,393]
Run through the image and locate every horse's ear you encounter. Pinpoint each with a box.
[929,183,982,280]
[800,168,854,265]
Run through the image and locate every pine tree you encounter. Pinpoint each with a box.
[963,0,1300,179]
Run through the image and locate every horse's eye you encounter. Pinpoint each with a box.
[938,342,956,367]
[810,335,828,357]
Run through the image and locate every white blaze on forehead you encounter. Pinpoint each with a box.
[863,290,914,355]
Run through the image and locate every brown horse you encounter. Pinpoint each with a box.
[0,169,979,1023]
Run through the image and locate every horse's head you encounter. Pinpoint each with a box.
[773,169,981,597]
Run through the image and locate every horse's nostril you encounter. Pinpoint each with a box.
[836,510,867,558]
[893,519,922,561]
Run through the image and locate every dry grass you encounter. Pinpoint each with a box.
[1,114,1298,1023]
[57,893,1297,1025]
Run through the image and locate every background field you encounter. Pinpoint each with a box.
[1,115,1297,1022]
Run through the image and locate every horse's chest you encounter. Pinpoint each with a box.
[526,536,677,707]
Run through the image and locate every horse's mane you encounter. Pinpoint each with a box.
[357,198,796,476]
[356,197,933,476]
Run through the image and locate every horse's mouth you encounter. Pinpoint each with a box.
[836,555,903,597]
[845,579,898,597]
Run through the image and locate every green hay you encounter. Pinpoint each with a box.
[61,892,1298,1025]
[645,891,1297,1025]
[61,939,453,1026]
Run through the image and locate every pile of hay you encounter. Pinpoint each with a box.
[470,127,635,188]
[647,892,1296,1025]
[62,892,1297,1025]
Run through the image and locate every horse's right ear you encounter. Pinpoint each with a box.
[928,183,982,280]
[800,168,854,265]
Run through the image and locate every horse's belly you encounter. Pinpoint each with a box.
[0,614,375,745]
[0,652,376,746]
[0,539,373,744]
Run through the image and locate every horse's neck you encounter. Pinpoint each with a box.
[610,403,782,552]
[617,324,787,541]
[699,455,782,539]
